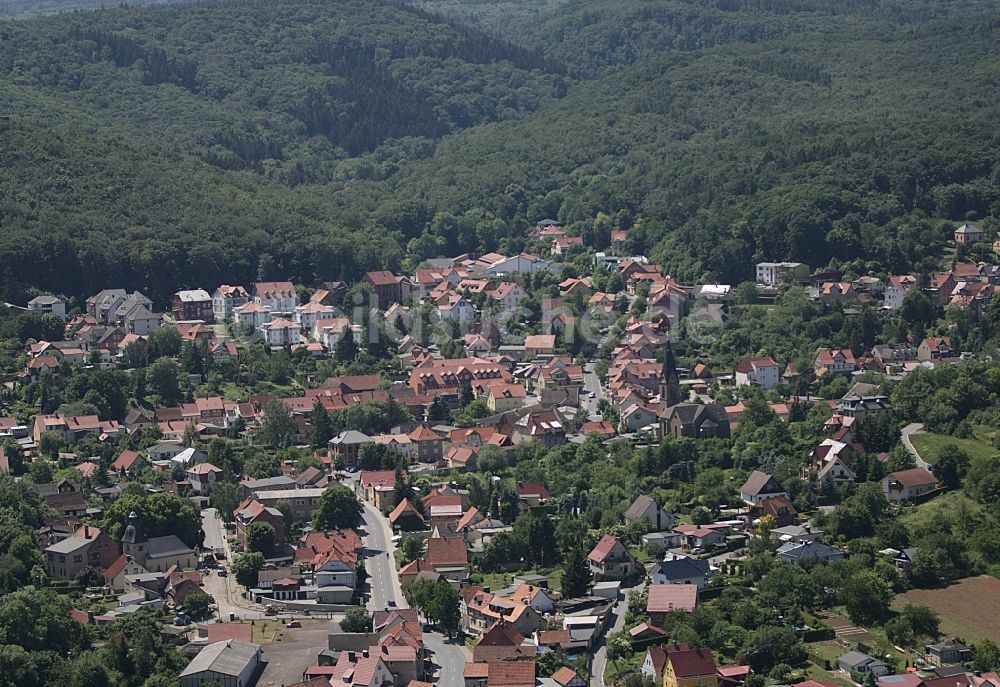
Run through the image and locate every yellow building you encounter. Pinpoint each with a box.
[663,646,718,687]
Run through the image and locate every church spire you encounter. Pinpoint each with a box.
[660,339,681,407]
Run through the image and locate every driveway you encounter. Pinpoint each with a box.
[901,423,931,469]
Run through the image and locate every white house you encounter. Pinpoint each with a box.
[734,357,781,390]
[739,470,788,505]
[437,295,476,322]
[624,496,675,532]
[314,317,354,349]
[814,348,856,375]
[755,262,808,286]
[186,463,223,495]
[212,285,249,321]
[261,318,301,347]
[148,442,185,461]
[484,253,554,277]
[234,302,272,328]
[294,301,335,331]
[491,282,527,313]
[253,281,297,314]
[885,275,917,311]
[28,295,66,317]
[649,554,712,588]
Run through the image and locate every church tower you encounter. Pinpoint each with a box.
[660,340,682,407]
[121,511,146,560]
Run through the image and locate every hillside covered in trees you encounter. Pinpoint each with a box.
[0,0,999,304]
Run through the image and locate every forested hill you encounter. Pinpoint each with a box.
[379,15,1000,282]
[0,0,567,168]
[409,0,1000,77]
[0,0,173,19]
[1,0,999,305]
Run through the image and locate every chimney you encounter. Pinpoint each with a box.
[84,526,91,539]
[382,645,388,654]
[347,651,356,662]
[362,649,369,659]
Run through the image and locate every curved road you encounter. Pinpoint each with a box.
[901,423,932,470]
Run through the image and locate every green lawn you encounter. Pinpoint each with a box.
[605,650,644,684]
[796,661,855,687]
[909,425,999,464]
[809,644,843,665]
[472,567,564,593]
[217,380,302,402]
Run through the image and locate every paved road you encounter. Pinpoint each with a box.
[590,583,642,687]
[901,423,931,469]
[200,508,268,620]
[361,502,406,611]
[360,502,468,685]
[424,631,470,687]
[583,362,605,416]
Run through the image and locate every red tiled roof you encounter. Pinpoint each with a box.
[478,620,526,647]
[537,629,571,645]
[487,661,536,687]
[112,449,142,473]
[646,645,667,678]
[465,663,490,679]
[408,424,443,442]
[735,357,779,374]
[647,584,698,613]
[552,667,582,686]
[103,554,128,581]
[365,270,404,286]
[588,534,621,564]
[360,470,399,489]
[425,537,468,567]
[886,467,938,488]
[389,499,425,525]
[515,482,550,501]
[668,647,717,678]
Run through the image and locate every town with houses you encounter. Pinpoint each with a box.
[3,218,1000,687]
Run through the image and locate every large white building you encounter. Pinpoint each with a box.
[253,281,297,314]
[179,640,262,687]
[755,262,809,286]
[734,356,781,390]
[213,285,249,321]
[884,275,917,311]
[261,318,301,347]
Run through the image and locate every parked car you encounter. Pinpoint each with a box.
[217,567,227,577]
[286,620,301,628]
[173,614,191,626]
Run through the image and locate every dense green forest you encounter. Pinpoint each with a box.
[0,0,999,305]
[409,0,1000,76]
[0,0,173,19]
